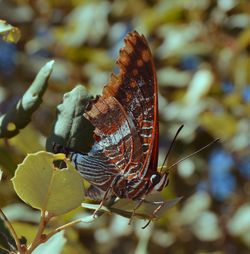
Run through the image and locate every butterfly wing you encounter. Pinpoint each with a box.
[105,31,159,179]
[75,31,159,196]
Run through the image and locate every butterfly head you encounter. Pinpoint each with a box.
[149,172,169,193]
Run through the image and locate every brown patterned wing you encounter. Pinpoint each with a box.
[84,31,159,185]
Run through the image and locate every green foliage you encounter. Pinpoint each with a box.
[46,85,94,153]
[82,196,182,220]
[0,0,249,253]
[0,61,54,139]
[12,151,84,214]
[32,231,66,254]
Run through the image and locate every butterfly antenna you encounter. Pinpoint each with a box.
[166,138,220,172]
[160,124,184,173]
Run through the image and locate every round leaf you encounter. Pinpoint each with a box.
[12,151,84,214]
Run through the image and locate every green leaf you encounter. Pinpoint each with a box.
[0,169,2,181]
[0,20,21,43]
[0,61,54,139]
[46,85,94,153]
[32,231,66,254]
[10,221,50,245]
[81,202,150,220]
[12,151,84,214]
[2,203,40,223]
[82,195,182,220]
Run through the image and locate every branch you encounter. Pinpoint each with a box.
[26,210,51,254]
[0,208,22,253]
[45,214,98,242]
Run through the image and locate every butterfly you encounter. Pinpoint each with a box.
[56,31,170,227]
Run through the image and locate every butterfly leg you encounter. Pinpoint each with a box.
[130,199,165,228]
[141,200,165,229]
[128,198,145,225]
[92,186,112,218]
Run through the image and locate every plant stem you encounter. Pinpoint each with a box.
[0,208,23,254]
[25,211,99,253]
[45,214,97,241]
[26,210,48,254]
[24,206,107,253]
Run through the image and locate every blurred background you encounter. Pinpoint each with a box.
[0,0,249,253]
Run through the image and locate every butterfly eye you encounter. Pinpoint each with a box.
[150,174,161,186]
